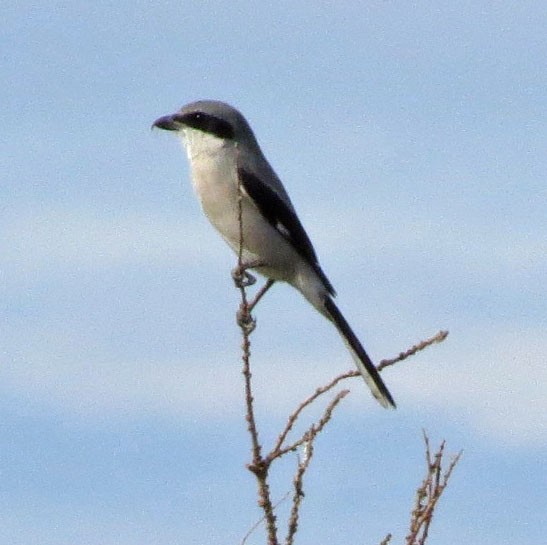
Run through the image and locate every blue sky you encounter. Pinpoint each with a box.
[2,2,546,544]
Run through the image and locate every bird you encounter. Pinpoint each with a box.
[153,100,395,408]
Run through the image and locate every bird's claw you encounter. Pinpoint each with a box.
[237,306,256,334]
[232,266,257,288]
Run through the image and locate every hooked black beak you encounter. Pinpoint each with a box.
[152,114,179,131]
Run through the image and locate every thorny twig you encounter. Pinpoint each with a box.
[271,329,449,459]
[235,163,278,545]
[311,330,448,385]
[272,372,355,457]
[405,432,463,545]
[234,171,354,545]
[234,163,454,545]
[377,330,449,371]
[240,493,290,545]
[285,441,313,545]
[285,390,349,545]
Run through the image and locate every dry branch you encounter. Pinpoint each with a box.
[233,168,455,545]
[405,432,462,545]
[377,330,449,371]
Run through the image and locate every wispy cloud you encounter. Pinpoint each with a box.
[307,201,547,282]
[0,207,218,284]
[390,326,547,447]
[3,202,545,286]
[2,326,545,447]
[2,205,545,447]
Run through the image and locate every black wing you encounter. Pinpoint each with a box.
[238,167,335,296]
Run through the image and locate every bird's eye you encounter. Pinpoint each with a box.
[179,111,234,139]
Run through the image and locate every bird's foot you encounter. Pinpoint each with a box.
[247,278,275,313]
[231,260,264,289]
[232,268,257,288]
[236,305,256,334]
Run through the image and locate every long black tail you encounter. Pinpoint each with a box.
[324,297,396,408]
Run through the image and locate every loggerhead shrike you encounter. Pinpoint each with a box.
[153,100,395,408]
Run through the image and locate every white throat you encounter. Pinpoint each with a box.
[178,128,230,163]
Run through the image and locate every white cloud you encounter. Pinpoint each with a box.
[1,326,545,447]
[307,201,546,281]
[0,206,218,280]
[2,202,545,295]
[390,326,547,447]
[1,206,545,447]
[1,354,241,422]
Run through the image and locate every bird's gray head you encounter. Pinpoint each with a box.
[153,100,258,150]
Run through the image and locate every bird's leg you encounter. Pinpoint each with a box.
[231,259,264,288]
[247,278,275,313]
[232,261,274,333]
[236,278,275,332]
